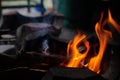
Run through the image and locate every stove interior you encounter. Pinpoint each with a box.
[0,0,120,80]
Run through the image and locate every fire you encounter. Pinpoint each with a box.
[63,9,120,74]
[87,11,112,73]
[66,33,90,68]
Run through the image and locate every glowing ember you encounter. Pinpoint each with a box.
[62,9,120,74]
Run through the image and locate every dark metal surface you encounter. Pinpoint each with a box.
[0,67,46,80]
[42,66,107,80]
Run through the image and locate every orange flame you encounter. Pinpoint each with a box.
[87,11,112,73]
[66,33,90,68]
[64,9,120,74]
[108,9,120,33]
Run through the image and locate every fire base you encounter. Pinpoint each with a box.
[42,66,107,80]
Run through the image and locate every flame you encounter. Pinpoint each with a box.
[108,9,120,33]
[64,9,120,74]
[66,33,90,68]
[87,12,112,73]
